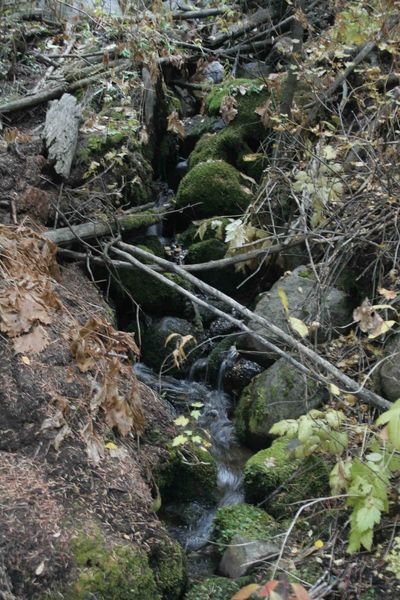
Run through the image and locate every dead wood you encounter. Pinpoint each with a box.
[44,93,82,179]
[207,8,272,48]
[113,242,391,412]
[172,8,227,20]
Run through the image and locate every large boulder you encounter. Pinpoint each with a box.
[379,333,400,402]
[235,357,326,449]
[175,160,252,220]
[243,438,329,518]
[243,266,352,359]
[141,317,197,374]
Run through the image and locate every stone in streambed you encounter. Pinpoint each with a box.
[141,317,197,373]
[235,357,326,450]
[379,333,400,402]
[243,438,329,518]
[219,534,280,578]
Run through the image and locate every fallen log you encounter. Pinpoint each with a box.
[207,8,272,48]
[113,242,391,411]
[172,8,227,20]
[44,93,82,178]
[44,210,163,245]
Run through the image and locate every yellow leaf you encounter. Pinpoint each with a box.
[329,383,341,396]
[368,320,396,339]
[278,287,289,315]
[21,355,31,365]
[174,415,189,427]
[314,539,324,549]
[378,287,396,300]
[242,153,263,162]
[105,442,118,449]
[289,316,309,338]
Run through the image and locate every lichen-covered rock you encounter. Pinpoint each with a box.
[175,160,252,220]
[211,503,279,552]
[141,316,197,373]
[235,358,326,449]
[379,333,400,402]
[243,266,352,358]
[157,445,218,505]
[243,438,329,518]
[184,576,241,600]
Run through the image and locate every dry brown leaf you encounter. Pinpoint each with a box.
[53,424,72,450]
[81,422,105,465]
[255,99,273,128]
[378,287,397,300]
[353,298,384,333]
[13,325,50,354]
[220,95,238,124]
[21,355,31,365]
[167,111,185,139]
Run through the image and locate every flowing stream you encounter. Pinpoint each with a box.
[135,348,249,553]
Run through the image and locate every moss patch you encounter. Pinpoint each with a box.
[211,503,279,552]
[244,438,329,518]
[157,446,218,505]
[185,576,241,600]
[176,160,252,220]
[149,535,187,600]
[64,534,161,600]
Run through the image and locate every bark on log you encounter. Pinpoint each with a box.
[44,93,82,179]
[207,8,272,48]
[44,210,163,245]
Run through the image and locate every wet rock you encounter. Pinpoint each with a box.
[220,534,280,578]
[141,317,197,373]
[183,114,225,154]
[176,160,252,220]
[224,358,262,394]
[243,438,329,518]
[243,266,352,359]
[379,333,400,401]
[209,317,239,338]
[207,338,238,384]
[235,357,327,449]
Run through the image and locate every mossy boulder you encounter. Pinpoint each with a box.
[211,503,279,552]
[157,446,218,505]
[235,358,326,449]
[175,160,252,220]
[115,259,191,316]
[205,79,272,141]
[149,534,187,599]
[185,576,241,600]
[63,534,161,600]
[141,316,197,373]
[186,238,241,293]
[243,438,329,519]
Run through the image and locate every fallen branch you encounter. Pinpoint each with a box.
[207,8,271,48]
[172,8,227,20]
[113,242,391,411]
[44,210,163,245]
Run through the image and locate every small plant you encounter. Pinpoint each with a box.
[172,404,211,452]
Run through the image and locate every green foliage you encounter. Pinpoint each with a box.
[211,503,278,551]
[385,536,400,579]
[185,576,241,600]
[172,406,211,452]
[270,403,400,554]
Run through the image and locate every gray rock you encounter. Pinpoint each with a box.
[235,357,326,449]
[141,316,196,372]
[219,534,279,578]
[205,61,225,84]
[237,61,271,79]
[244,266,352,358]
[380,333,400,402]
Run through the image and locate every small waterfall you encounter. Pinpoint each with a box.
[217,345,238,392]
[146,185,173,243]
[134,360,247,551]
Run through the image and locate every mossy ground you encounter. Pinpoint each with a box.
[211,503,279,552]
[184,576,241,600]
[244,438,329,518]
[176,160,252,220]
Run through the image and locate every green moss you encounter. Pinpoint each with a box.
[114,266,191,316]
[157,446,218,505]
[186,238,226,264]
[65,534,160,600]
[189,128,251,170]
[205,78,273,140]
[176,160,252,219]
[243,438,329,519]
[185,576,241,600]
[149,536,187,600]
[211,503,279,552]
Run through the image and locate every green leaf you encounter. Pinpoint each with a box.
[171,434,187,447]
[269,419,298,438]
[277,288,289,315]
[174,415,189,427]
[191,402,204,408]
[190,410,201,420]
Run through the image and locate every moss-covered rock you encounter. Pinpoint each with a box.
[243,438,329,518]
[141,316,197,373]
[205,78,273,140]
[157,446,218,505]
[115,262,191,316]
[185,576,241,600]
[176,160,252,220]
[235,358,326,449]
[186,238,227,264]
[211,503,279,552]
[186,238,242,293]
[149,535,187,600]
[64,534,161,600]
